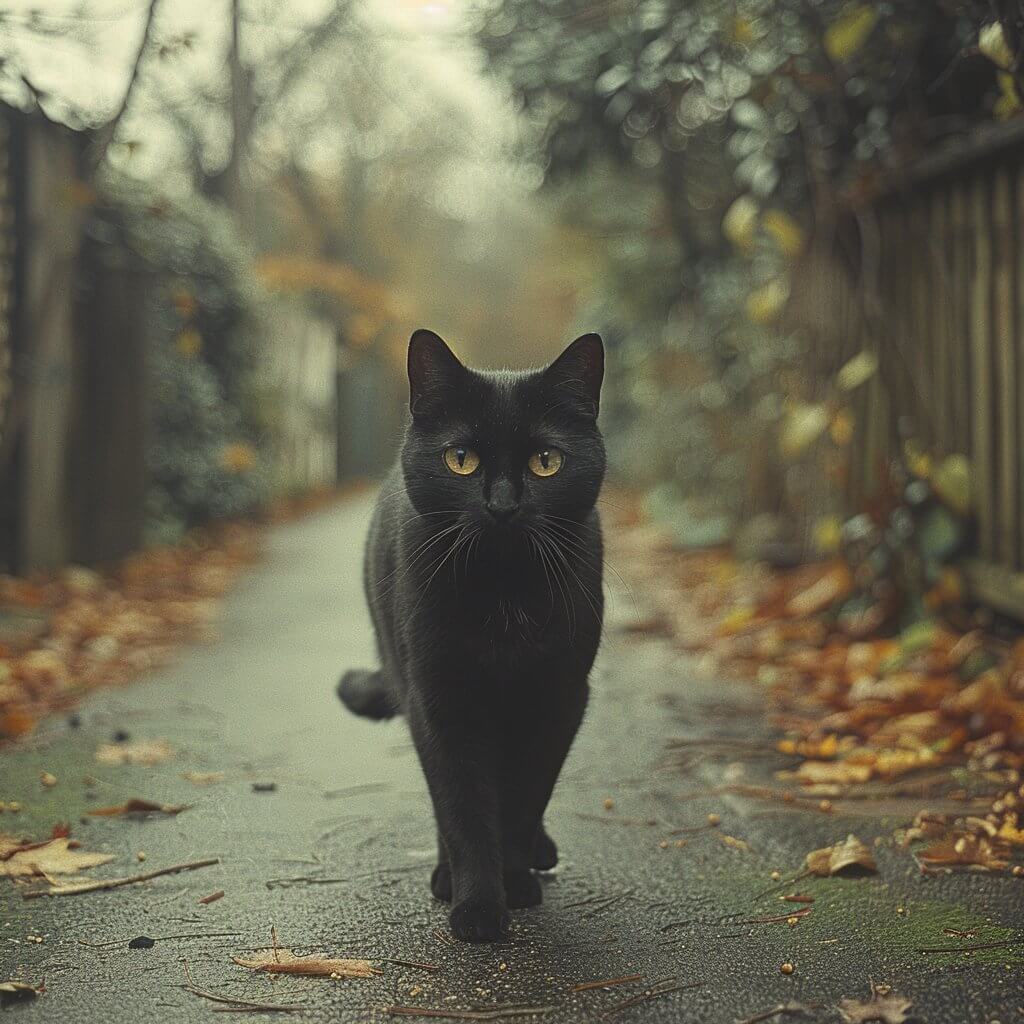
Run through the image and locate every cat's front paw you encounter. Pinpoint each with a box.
[449,898,510,943]
[504,869,542,909]
[430,863,452,902]
[533,829,558,870]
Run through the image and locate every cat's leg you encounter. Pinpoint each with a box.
[430,832,452,901]
[533,825,558,870]
[500,680,587,907]
[407,691,508,942]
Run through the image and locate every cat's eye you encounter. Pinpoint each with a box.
[443,446,480,476]
[528,449,563,478]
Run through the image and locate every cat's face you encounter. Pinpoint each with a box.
[400,330,605,536]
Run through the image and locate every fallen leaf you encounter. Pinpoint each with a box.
[915,833,1009,871]
[95,740,174,766]
[839,984,913,1023]
[0,981,42,1005]
[794,760,872,786]
[87,799,190,818]
[785,564,852,617]
[0,835,114,877]
[232,949,381,978]
[805,834,877,877]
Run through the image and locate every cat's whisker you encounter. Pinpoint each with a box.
[539,517,641,623]
[532,524,602,633]
[528,526,576,640]
[375,522,465,594]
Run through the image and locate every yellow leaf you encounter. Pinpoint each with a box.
[812,516,842,555]
[723,196,760,252]
[932,454,971,515]
[780,403,829,457]
[805,834,877,875]
[761,209,804,259]
[176,329,202,357]
[836,350,877,391]
[824,6,878,63]
[0,836,115,877]
[902,440,931,480]
[994,72,1022,120]
[980,22,1014,71]
[746,279,789,324]
[719,606,756,635]
[830,408,854,446]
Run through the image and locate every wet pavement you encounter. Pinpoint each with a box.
[2,494,1023,1022]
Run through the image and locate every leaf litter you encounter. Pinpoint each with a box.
[612,515,1024,874]
[838,983,913,1024]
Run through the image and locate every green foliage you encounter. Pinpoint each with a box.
[476,0,1014,534]
[84,183,270,541]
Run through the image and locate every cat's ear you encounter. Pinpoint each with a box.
[408,329,464,418]
[544,333,604,417]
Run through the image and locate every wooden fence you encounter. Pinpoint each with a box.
[792,121,1024,617]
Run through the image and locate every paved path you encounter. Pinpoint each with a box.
[2,495,1023,1022]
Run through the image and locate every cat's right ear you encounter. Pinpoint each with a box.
[408,329,464,418]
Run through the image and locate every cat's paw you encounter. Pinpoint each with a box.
[504,869,542,909]
[449,898,510,943]
[430,863,452,902]
[533,829,558,870]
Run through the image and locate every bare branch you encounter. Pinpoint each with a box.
[91,0,160,172]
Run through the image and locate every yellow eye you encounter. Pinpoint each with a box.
[528,449,563,477]
[443,446,480,476]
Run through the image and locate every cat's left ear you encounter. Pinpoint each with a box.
[544,333,604,417]
[408,329,465,419]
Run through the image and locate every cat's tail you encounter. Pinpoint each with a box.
[336,669,399,721]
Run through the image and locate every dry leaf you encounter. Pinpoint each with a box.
[95,740,174,766]
[794,760,872,786]
[0,981,42,1005]
[87,799,189,818]
[0,835,114,877]
[785,564,852,617]
[839,985,913,1023]
[232,949,381,978]
[915,833,1009,871]
[805,834,877,877]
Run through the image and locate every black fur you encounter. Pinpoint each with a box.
[338,329,605,943]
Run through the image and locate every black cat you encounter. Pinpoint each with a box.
[338,329,605,943]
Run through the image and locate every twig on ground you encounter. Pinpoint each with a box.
[78,930,240,948]
[916,937,1024,953]
[181,961,303,1013]
[384,958,441,972]
[738,908,812,925]
[384,1005,555,1020]
[571,974,641,992]
[323,782,389,799]
[602,981,701,1016]
[265,875,348,890]
[23,858,220,898]
[734,1002,815,1024]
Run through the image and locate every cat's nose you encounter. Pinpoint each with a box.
[486,481,520,522]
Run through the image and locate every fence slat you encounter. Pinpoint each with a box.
[970,173,996,560]
[992,167,1017,567]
